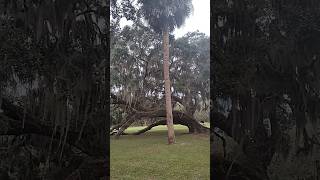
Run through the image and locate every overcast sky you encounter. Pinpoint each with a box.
[119,0,210,38]
[173,0,210,37]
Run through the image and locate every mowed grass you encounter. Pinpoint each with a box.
[110,124,210,180]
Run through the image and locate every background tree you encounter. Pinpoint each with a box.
[212,0,320,179]
[0,0,108,178]
[171,31,210,118]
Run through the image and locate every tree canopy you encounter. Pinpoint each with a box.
[0,0,108,179]
[212,0,320,179]
[110,2,209,136]
[138,0,193,33]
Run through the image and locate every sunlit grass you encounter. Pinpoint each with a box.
[110,124,210,180]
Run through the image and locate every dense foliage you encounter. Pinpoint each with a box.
[0,0,108,179]
[111,23,210,124]
[212,0,320,179]
[110,1,209,134]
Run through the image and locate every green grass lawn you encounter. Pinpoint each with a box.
[110,124,210,180]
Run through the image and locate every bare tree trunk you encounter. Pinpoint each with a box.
[162,26,175,144]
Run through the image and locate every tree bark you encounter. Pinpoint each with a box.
[162,26,175,144]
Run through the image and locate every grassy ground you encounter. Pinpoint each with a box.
[110,124,210,180]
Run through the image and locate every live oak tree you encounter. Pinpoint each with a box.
[110,18,209,136]
[171,32,210,117]
[138,0,193,144]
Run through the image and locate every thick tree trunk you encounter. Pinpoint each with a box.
[162,26,175,144]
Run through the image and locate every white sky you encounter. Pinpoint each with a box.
[173,0,210,37]
[119,0,210,38]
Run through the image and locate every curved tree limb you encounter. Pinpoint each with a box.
[111,94,209,137]
[114,109,209,137]
[130,120,166,135]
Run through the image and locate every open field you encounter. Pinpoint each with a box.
[110,124,210,180]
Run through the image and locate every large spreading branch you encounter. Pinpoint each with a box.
[110,93,209,136]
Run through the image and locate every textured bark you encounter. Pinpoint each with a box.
[162,26,175,144]
[114,114,137,137]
